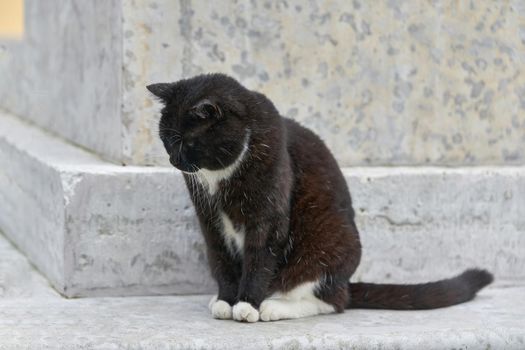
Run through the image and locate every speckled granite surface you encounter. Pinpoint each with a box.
[124,0,525,167]
[1,1,523,166]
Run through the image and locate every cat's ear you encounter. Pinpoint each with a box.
[191,99,223,119]
[146,83,174,102]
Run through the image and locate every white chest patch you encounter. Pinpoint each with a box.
[195,130,250,196]
[220,212,245,256]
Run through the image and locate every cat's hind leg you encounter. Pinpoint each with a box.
[259,281,336,321]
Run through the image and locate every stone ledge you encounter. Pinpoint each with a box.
[346,166,525,283]
[0,111,215,297]
[0,232,59,299]
[0,284,523,349]
[1,111,524,297]
[1,232,523,350]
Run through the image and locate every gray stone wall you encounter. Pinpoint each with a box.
[124,0,525,167]
[0,0,123,162]
[2,0,524,166]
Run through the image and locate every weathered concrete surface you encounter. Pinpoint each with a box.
[0,116,68,291]
[1,110,524,297]
[0,283,524,348]
[125,0,525,167]
[0,111,215,297]
[0,234,59,299]
[0,231,523,349]
[348,167,525,283]
[0,0,123,162]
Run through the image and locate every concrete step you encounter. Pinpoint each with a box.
[2,285,523,350]
[1,110,524,297]
[0,233,59,299]
[0,234,523,350]
[0,111,215,297]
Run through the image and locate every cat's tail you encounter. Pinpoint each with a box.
[346,268,493,310]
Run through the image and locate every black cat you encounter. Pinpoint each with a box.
[147,73,492,322]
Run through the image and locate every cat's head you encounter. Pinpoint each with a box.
[147,74,252,173]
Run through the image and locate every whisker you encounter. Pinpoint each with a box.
[167,136,181,147]
[215,157,226,168]
[178,139,184,157]
[158,126,181,134]
[219,146,233,156]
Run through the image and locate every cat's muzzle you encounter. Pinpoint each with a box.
[169,154,197,173]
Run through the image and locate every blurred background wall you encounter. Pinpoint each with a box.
[1,0,524,167]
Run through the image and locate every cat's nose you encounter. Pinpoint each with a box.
[169,153,181,167]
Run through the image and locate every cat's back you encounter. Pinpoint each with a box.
[283,116,353,209]
[283,117,339,171]
[281,116,358,251]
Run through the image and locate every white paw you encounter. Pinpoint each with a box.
[232,301,259,323]
[259,299,290,322]
[208,295,218,310]
[208,295,232,319]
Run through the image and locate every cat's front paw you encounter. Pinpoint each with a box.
[208,295,232,319]
[232,301,259,323]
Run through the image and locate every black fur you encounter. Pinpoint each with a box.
[147,73,493,320]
